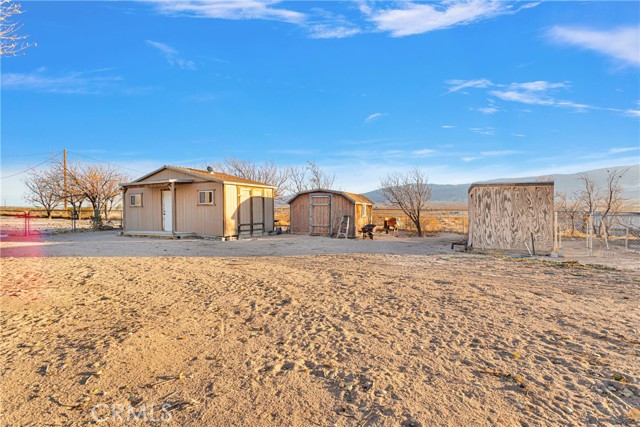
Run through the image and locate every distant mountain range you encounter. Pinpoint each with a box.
[364,164,640,206]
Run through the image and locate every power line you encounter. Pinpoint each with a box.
[0,152,62,180]
[66,151,145,174]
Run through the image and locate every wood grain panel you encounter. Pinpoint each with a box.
[468,184,553,252]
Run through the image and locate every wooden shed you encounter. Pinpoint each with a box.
[120,165,275,239]
[288,189,374,238]
[468,181,554,252]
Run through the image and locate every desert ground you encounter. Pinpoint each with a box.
[1,226,639,426]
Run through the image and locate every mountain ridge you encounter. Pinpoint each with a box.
[363,164,640,206]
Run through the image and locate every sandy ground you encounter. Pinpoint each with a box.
[1,232,639,426]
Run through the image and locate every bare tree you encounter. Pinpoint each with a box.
[102,173,128,222]
[286,161,336,194]
[577,172,599,214]
[555,191,581,236]
[379,167,432,237]
[287,165,310,194]
[213,158,290,204]
[22,166,63,218]
[598,168,628,237]
[1,0,35,57]
[306,160,335,190]
[66,162,127,228]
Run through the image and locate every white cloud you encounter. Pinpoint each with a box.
[459,149,518,163]
[461,156,480,162]
[441,125,455,129]
[477,106,498,114]
[470,127,495,136]
[412,149,436,157]
[1,69,124,94]
[151,0,305,24]
[547,26,640,67]
[444,78,492,94]
[146,40,196,70]
[365,112,387,123]
[308,24,360,39]
[447,78,594,112]
[489,89,554,106]
[509,81,569,91]
[364,0,523,37]
[480,150,519,156]
[609,147,639,154]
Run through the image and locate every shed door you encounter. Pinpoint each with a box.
[310,194,331,236]
[237,188,265,236]
[251,189,264,234]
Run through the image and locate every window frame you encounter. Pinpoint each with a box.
[361,204,367,217]
[198,190,215,206]
[129,193,143,207]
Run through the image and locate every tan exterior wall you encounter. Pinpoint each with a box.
[123,187,163,232]
[175,182,224,236]
[468,184,554,252]
[223,184,238,236]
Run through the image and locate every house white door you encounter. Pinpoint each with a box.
[162,190,172,232]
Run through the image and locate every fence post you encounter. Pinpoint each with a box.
[625,227,629,252]
[553,211,558,253]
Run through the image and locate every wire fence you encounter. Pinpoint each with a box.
[0,208,123,235]
[556,211,640,256]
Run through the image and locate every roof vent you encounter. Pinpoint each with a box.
[206,166,215,174]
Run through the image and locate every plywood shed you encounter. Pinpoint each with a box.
[468,182,554,252]
[288,189,374,238]
[120,165,276,239]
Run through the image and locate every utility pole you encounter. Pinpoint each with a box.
[63,149,68,209]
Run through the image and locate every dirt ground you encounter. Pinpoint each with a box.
[1,231,639,427]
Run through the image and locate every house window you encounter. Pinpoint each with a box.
[130,193,143,207]
[362,205,367,217]
[198,190,215,205]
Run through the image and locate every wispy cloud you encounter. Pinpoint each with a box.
[146,40,196,70]
[1,68,126,95]
[148,1,361,40]
[547,26,640,67]
[308,24,360,39]
[461,149,519,162]
[609,147,639,154]
[412,148,436,157]
[306,7,361,39]
[480,150,519,156]
[461,156,480,162]
[477,106,499,114]
[444,78,492,94]
[150,0,305,24]
[470,127,495,136]
[441,125,455,129]
[445,78,637,116]
[363,1,536,37]
[365,112,387,123]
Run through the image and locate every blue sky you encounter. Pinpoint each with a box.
[1,0,639,204]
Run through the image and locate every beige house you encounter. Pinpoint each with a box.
[120,166,276,238]
[468,181,554,253]
[288,189,374,238]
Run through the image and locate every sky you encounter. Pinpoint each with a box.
[1,0,639,205]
